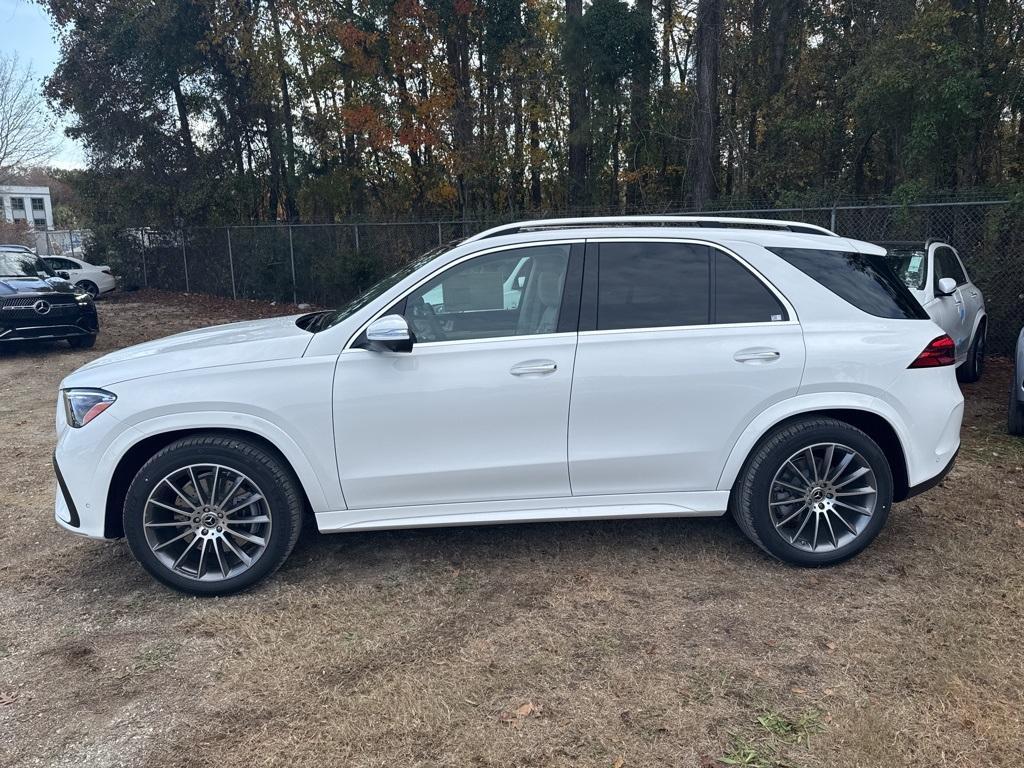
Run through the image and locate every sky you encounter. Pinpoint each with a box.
[1,0,86,168]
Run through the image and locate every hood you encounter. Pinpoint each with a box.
[63,315,314,388]
[0,276,77,296]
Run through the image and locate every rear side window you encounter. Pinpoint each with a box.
[597,242,710,330]
[768,247,928,320]
[714,252,788,323]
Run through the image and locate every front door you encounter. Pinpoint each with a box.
[568,240,805,495]
[930,245,969,357]
[333,242,582,511]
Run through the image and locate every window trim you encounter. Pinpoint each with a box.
[579,237,797,334]
[343,239,585,352]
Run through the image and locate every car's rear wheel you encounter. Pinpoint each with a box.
[76,280,99,298]
[123,434,303,595]
[1009,357,1024,436]
[731,417,893,566]
[957,324,985,383]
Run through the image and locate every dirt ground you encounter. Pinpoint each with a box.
[1,290,1022,768]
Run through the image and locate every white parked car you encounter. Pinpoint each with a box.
[42,255,116,298]
[54,217,964,595]
[879,240,986,382]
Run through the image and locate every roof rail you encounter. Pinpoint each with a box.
[464,215,840,243]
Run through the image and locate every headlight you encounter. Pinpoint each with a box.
[63,388,117,428]
[74,292,92,303]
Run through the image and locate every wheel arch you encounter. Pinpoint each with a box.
[104,427,318,538]
[719,403,911,502]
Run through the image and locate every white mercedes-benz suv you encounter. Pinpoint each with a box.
[53,217,964,595]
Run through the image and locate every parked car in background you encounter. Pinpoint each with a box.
[0,246,98,348]
[879,240,987,382]
[1010,328,1024,436]
[53,216,964,596]
[42,255,116,298]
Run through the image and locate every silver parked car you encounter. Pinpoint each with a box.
[880,240,987,382]
[1010,328,1024,436]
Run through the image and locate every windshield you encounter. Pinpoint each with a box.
[0,251,54,278]
[318,242,460,330]
[884,249,928,291]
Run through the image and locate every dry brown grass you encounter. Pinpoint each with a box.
[1,291,1022,768]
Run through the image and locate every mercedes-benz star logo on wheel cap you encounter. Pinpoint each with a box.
[33,300,51,315]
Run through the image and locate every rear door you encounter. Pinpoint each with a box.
[567,239,805,496]
[930,245,970,358]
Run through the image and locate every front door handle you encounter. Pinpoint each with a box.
[510,360,558,376]
[734,348,781,364]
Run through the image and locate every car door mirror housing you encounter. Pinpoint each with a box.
[57,270,71,280]
[364,314,414,353]
[937,277,957,296]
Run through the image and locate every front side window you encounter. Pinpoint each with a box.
[934,247,967,288]
[769,247,928,320]
[404,245,570,343]
[597,242,710,330]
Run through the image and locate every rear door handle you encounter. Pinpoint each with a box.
[734,348,781,363]
[510,360,557,376]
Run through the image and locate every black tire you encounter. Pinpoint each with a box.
[68,334,96,349]
[76,280,99,298]
[123,434,304,595]
[956,324,985,383]
[730,417,894,566]
[1009,357,1024,436]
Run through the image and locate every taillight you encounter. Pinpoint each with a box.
[909,334,956,368]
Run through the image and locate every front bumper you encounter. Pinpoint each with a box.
[1,305,98,342]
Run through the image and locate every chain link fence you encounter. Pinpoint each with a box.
[82,198,1024,353]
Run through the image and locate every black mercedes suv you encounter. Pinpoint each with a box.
[0,247,98,349]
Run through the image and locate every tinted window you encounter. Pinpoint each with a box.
[405,245,570,342]
[769,247,929,320]
[597,242,710,330]
[714,252,788,323]
[884,249,928,291]
[934,247,967,287]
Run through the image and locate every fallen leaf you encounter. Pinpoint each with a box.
[791,687,807,695]
[612,758,625,768]
[516,701,536,717]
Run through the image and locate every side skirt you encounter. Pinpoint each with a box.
[314,491,731,533]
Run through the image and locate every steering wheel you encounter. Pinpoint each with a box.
[406,296,447,342]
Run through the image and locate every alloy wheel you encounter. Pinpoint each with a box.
[142,463,272,581]
[768,442,878,553]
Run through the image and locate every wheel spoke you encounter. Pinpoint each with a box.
[834,466,871,489]
[773,479,807,495]
[835,487,874,497]
[828,451,855,483]
[820,444,836,481]
[227,528,266,547]
[786,459,812,487]
[209,466,220,508]
[790,508,813,544]
[828,508,858,535]
[146,499,192,516]
[804,448,819,481]
[227,514,271,524]
[823,509,838,548]
[188,466,205,506]
[144,520,191,528]
[221,535,253,566]
[224,494,265,517]
[172,536,200,570]
[834,499,872,517]
[152,530,192,552]
[213,538,229,578]
[218,474,245,508]
[774,503,808,528]
[162,478,197,510]
[811,511,821,551]
[196,538,209,578]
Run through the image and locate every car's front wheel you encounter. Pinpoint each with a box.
[68,334,96,349]
[123,434,304,595]
[731,417,893,566]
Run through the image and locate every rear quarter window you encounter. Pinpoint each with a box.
[768,247,929,320]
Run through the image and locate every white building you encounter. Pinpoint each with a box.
[0,185,54,231]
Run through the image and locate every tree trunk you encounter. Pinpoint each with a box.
[267,0,298,220]
[566,0,588,210]
[627,0,653,207]
[691,0,722,209]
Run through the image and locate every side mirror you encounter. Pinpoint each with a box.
[57,270,71,280]
[364,314,413,353]
[937,277,957,296]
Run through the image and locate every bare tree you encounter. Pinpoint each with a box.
[691,0,722,209]
[0,54,60,183]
